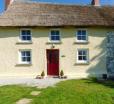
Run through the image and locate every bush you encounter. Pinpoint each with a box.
[60,70,64,77]
[41,71,45,77]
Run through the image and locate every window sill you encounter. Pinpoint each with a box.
[74,41,89,44]
[16,63,32,66]
[74,62,89,65]
[46,41,62,44]
[16,41,33,45]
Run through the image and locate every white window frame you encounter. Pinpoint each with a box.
[49,29,61,43]
[77,49,89,64]
[19,28,32,42]
[76,29,88,43]
[18,50,32,64]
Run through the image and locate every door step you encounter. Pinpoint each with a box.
[47,76,59,78]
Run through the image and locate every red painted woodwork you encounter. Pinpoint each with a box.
[47,49,59,76]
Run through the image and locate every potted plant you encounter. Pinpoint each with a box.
[41,70,45,79]
[59,70,64,78]
[59,70,67,79]
[36,75,42,79]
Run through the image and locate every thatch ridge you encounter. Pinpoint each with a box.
[0,1,114,27]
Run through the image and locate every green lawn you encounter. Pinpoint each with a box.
[0,79,114,104]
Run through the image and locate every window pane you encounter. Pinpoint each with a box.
[27,30,31,35]
[78,51,83,55]
[82,30,86,35]
[26,51,30,56]
[56,36,60,40]
[22,30,26,35]
[22,57,26,61]
[27,57,31,62]
[78,56,83,60]
[55,31,60,35]
[51,31,55,35]
[77,30,82,35]
[22,36,26,40]
[82,36,86,40]
[83,56,87,61]
[21,52,25,56]
[21,30,31,35]
[51,36,55,40]
[83,51,86,55]
[27,36,31,41]
[77,36,82,40]
[51,36,60,41]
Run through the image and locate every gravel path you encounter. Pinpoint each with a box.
[0,77,66,88]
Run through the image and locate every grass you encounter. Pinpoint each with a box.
[0,85,39,104]
[0,79,114,104]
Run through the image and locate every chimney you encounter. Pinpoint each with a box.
[91,0,100,6]
[5,0,14,10]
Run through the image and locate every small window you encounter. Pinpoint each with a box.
[20,29,32,41]
[76,30,87,42]
[77,49,89,63]
[19,50,31,64]
[50,30,60,42]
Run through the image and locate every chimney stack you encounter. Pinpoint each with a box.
[5,0,14,10]
[91,0,100,6]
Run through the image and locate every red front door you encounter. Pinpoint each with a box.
[47,49,59,76]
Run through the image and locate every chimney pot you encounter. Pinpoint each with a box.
[91,0,100,6]
[5,0,14,10]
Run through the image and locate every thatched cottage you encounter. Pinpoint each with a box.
[0,0,114,78]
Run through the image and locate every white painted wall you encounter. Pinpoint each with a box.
[0,27,111,78]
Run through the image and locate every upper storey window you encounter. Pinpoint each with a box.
[49,30,61,42]
[76,29,88,43]
[20,29,32,42]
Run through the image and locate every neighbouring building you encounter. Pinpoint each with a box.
[0,0,114,78]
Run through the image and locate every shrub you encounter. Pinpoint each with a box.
[60,70,64,77]
[41,71,45,77]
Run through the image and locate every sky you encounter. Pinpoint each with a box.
[0,0,114,13]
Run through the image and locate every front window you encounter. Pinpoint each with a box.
[20,29,32,42]
[50,30,60,42]
[76,30,87,42]
[77,49,89,63]
[19,50,31,64]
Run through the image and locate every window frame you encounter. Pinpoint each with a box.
[18,50,32,64]
[49,29,61,43]
[19,28,32,42]
[76,29,88,43]
[76,49,89,64]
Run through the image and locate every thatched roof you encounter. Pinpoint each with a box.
[0,1,114,27]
